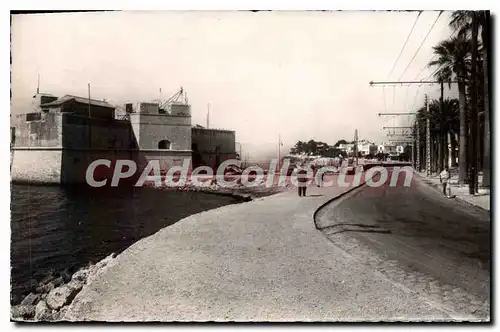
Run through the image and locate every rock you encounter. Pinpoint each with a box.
[35,282,55,294]
[29,279,39,292]
[61,269,73,283]
[11,304,35,320]
[95,261,106,270]
[87,255,115,284]
[21,292,40,306]
[40,272,56,285]
[52,277,64,287]
[34,300,53,321]
[55,306,68,321]
[71,269,89,283]
[86,265,100,284]
[95,253,116,270]
[46,285,79,311]
[66,279,84,293]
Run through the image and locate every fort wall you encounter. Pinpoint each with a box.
[191,128,237,169]
[11,96,233,185]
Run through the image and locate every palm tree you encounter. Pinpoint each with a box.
[441,98,460,167]
[450,10,490,187]
[416,98,460,171]
[428,36,470,183]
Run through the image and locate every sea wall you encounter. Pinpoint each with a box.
[11,149,62,183]
[11,149,195,185]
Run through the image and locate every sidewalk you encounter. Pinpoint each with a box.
[63,176,464,321]
[418,172,490,211]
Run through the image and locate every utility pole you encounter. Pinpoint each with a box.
[206,103,210,129]
[206,103,212,168]
[354,129,358,165]
[378,112,420,166]
[88,83,91,117]
[426,94,431,176]
[37,74,40,94]
[411,127,415,167]
[416,120,420,171]
[278,134,282,172]
[379,108,416,166]
[370,80,459,174]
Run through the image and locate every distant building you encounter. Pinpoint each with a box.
[338,140,377,156]
[357,140,377,156]
[338,143,354,154]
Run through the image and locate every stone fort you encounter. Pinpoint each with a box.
[11,92,237,184]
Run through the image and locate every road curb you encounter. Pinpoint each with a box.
[312,163,401,229]
[312,172,373,230]
[415,173,489,212]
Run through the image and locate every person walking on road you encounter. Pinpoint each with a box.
[311,164,321,187]
[296,167,309,197]
[439,166,451,198]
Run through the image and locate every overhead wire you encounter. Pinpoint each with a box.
[412,26,459,81]
[387,11,422,79]
[397,11,444,81]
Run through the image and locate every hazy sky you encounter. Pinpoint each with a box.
[11,11,458,159]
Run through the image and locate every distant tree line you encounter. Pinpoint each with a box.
[289,140,347,158]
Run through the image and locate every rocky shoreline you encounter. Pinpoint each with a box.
[154,179,292,199]
[11,253,116,322]
[11,183,284,322]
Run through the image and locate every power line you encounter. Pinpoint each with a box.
[397,11,444,81]
[413,55,436,81]
[409,83,426,112]
[413,26,460,81]
[408,24,457,112]
[387,11,422,79]
[424,66,442,80]
[425,30,472,81]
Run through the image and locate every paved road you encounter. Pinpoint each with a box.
[316,169,490,319]
[64,173,472,322]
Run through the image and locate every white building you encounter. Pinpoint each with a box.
[338,140,377,156]
[338,143,354,154]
